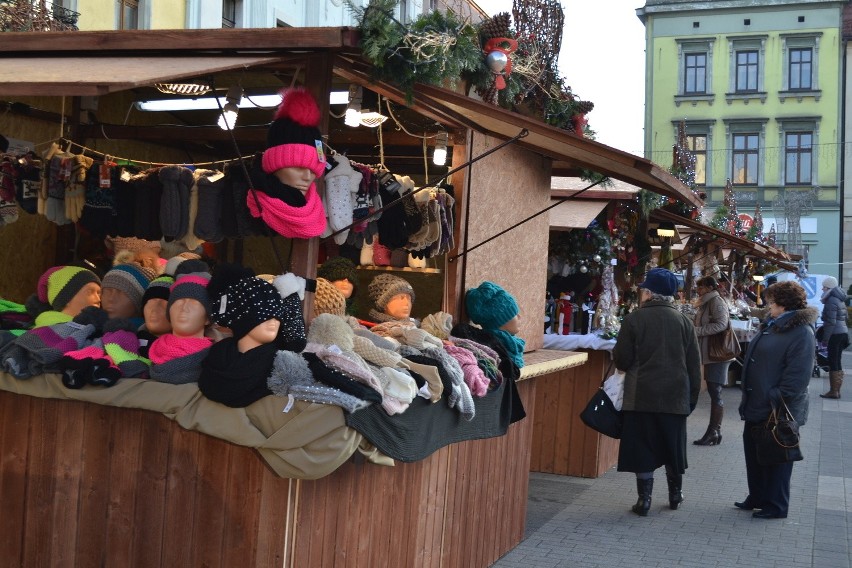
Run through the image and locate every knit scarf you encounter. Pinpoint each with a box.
[246,183,327,239]
[490,329,526,369]
[198,338,277,408]
[148,333,213,364]
[33,310,72,328]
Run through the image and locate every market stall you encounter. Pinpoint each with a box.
[0,9,702,568]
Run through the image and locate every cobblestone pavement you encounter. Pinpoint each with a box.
[492,352,852,568]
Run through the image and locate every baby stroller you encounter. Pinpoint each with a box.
[813,324,830,378]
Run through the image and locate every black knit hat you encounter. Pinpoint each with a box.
[220,277,286,341]
[317,256,357,285]
[142,275,174,309]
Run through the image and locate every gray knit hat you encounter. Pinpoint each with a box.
[368,273,415,312]
[267,350,370,414]
[102,264,155,311]
[167,272,212,319]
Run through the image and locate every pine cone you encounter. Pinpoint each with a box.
[475,83,498,105]
[576,100,595,114]
[480,13,511,41]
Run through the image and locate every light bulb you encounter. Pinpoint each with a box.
[217,104,238,130]
[345,84,363,127]
[433,131,448,166]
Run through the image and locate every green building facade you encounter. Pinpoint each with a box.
[637,0,847,279]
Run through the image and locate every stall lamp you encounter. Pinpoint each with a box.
[433,131,448,166]
[217,85,243,130]
[136,91,347,112]
[656,221,676,238]
[344,85,363,127]
[752,273,765,282]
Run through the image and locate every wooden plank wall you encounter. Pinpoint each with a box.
[529,350,620,478]
[0,379,537,568]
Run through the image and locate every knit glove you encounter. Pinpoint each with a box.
[65,155,93,222]
[376,366,418,415]
[322,154,360,245]
[103,328,149,379]
[193,173,225,243]
[60,340,110,389]
[445,344,489,397]
[351,334,405,369]
[390,326,443,350]
[159,165,193,240]
[44,155,72,225]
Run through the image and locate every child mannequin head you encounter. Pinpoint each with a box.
[317,257,358,300]
[141,276,174,335]
[465,281,521,334]
[368,273,416,322]
[100,264,155,319]
[166,272,212,339]
[33,265,102,318]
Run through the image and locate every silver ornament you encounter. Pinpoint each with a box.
[486,51,508,73]
[593,254,602,263]
[579,265,588,273]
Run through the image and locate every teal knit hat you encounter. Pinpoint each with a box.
[465,281,519,330]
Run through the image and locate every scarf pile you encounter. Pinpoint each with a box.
[198,338,278,408]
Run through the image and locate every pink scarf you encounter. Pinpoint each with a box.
[246,184,327,239]
[148,333,213,365]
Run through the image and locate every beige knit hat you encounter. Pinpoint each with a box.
[313,277,347,318]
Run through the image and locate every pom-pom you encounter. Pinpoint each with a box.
[207,262,256,302]
[25,293,51,318]
[273,87,321,127]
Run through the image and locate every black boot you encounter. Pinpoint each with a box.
[693,405,723,446]
[632,478,653,516]
[665,470,683,510]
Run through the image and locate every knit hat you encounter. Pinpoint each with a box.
[214,276,286,341]
[142,275,174,309]
[104,235,161,256]
[368,274,415,312]
[37,265,101,312]
[313,278,347,318]
[261,87,326,177]
[101,264,154,311]
[172,258,211,279]
[638,267,679,297]
[164,252,202,276]
[167,272,212,319]
[465,281,518,330]
[317,256,357,286]
[822,276,838,289]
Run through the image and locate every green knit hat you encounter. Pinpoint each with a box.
[37,266,101,312]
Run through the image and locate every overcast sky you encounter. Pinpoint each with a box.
[473,0,646,155]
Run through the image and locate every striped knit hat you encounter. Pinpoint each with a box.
[142,275,174,309]
[37,266,101,312]
[167,272,212,319]
[102,264,155,311]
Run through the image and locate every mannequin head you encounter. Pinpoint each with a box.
[369,274,416,321]
[100,263,155,319]
[237,318,281,353]
[465,281,520,333]
[273,167,316,195]
[317,257,357,300]
[168,298,210,338]
[36,265,101,317]
[313,278,347,319]
[141,275,174,336]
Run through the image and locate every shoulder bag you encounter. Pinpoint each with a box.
[579,363,624,439]
[749,398,803,466]
[708,319,740,362]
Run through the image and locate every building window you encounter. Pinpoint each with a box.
[684,53,706,94]
[687,135,707,185]
[116,0,138,29]
[732,134,759,185]
[784,132,812,185]
[735,51,759,92]
[788,48,812,90]
[222,0,236,28]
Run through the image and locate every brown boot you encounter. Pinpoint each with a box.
[820,370,843,399]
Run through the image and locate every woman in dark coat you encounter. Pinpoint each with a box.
[818,276,848,399]
[737,280,816,519]
[692,275,735,446]
[613,268,702,516]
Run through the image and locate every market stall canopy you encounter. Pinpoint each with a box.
[650,208,800,272]
[549,199,608,231]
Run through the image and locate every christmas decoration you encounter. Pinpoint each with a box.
[483,37,518,92]
[746,201,765,243]
[594,264,620,339]
[548,222,612,275]
[767,223,777,247]
[710,179,741,235]
[665,120,704,219]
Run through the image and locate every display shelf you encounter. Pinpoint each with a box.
[356,265,442,274]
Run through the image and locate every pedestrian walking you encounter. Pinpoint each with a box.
[613,267,702,516]
[818,276,849,399]
[736,280,816,519]
[693,276,734,446]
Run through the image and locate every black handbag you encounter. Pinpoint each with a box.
[750,398,803,466]
[579,363,623,439]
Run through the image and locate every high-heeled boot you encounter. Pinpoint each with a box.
[632,478,654,516]
[665,470,683,510]
[820,370,843,399]
[693,405,723,445]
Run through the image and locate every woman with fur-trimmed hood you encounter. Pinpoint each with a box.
[736,280,817,520]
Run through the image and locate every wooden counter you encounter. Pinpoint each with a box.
[529,349,620,478]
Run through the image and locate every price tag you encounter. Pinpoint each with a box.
[99,164,111,188]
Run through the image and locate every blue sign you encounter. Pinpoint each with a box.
[799,276,818,299]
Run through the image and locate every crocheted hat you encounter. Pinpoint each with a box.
[142,275,174,309]
[313,278,347,318]
[261,87,326,177]
[368,273,415,312]
[102,264,155,311]
[167,272,212,318]
[317,256,357,286]
[639,267,678,297]
[465,281,518,330]
[37,265,101,312]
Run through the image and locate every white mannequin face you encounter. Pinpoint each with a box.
[273,166,316,194]
[169,298,209,338]
[385,293,412,320]
[331,279,354,299]
[143,298,171,335]
[500,313,521,335]
[101,287,138,319]
[61,282,102,316]
[237,319,281,353]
